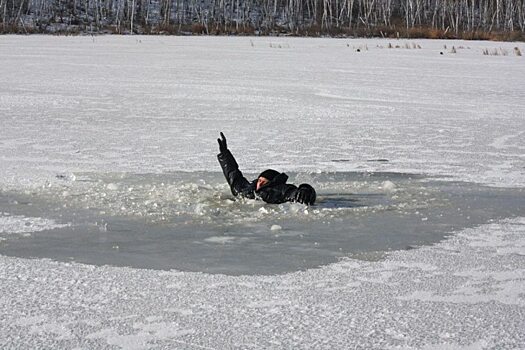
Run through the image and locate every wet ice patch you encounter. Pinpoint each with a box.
[0,213,69,237]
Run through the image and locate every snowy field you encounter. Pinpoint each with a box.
[1,35,525,348]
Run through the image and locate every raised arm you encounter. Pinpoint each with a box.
[217,132,254,198]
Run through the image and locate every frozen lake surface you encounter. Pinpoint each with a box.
[0,36,524,349]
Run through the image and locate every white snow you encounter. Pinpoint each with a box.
[381,180,397,192]
[1,36,524,190]
[0,35,524,349]
[270,224,282,231]
[203,236,238,244]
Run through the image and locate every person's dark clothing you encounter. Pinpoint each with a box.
[217,149,315,205]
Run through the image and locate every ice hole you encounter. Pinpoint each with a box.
[0,172,523,275]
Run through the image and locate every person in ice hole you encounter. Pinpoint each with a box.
[217,132,316,205]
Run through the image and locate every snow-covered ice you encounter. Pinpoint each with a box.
[0,35,524,348]
[1,36,524,189]
[1,218,524,349]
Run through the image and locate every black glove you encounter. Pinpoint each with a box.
[294,184,316,205]
[217,132,228,153]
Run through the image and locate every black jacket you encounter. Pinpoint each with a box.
[217,150,299,204]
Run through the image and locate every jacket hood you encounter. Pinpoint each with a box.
[255,172,288,192]
[258,169,280,181]
[271,172,288,185]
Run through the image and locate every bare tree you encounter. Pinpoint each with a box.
[2,0,524,36]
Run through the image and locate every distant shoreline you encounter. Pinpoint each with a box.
[2,29,524,42]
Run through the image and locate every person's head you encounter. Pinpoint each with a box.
[256,169,279,191]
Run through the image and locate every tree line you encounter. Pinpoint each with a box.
[2,0,524,38]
